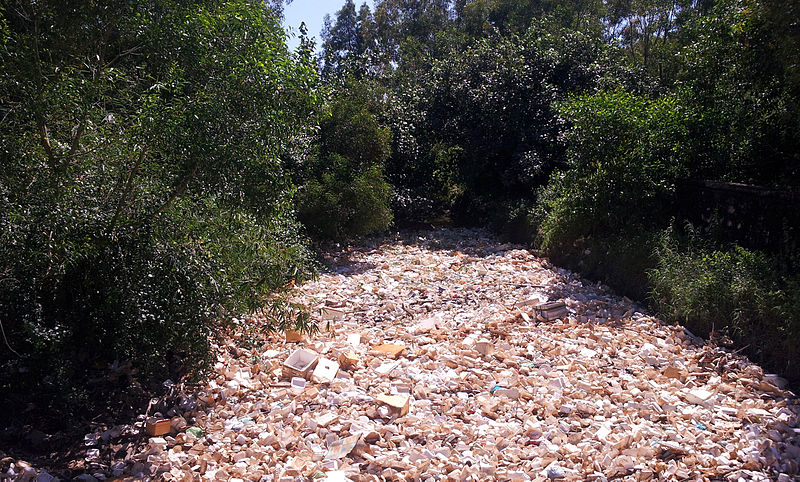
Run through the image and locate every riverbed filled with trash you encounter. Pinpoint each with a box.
[18,228,800,481]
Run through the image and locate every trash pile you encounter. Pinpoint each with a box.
[11,228,800,481]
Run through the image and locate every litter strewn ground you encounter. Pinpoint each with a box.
[14,228,800,481]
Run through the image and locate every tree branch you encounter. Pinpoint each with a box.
[108,147,147,232]
[67,112,87,163]
[103,45,143,70]
[0,318,21,358]
[32,11,56,169]
[146,163,199,223]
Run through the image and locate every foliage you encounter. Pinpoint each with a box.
[372,0,453,67]
[297,79,393,239]
[375,20,608,224]
[650,227,800,382]
[299,162,393,240]
[0,0,318,427]
[675,0,800,188]
[457,0,605,37]
[320,0,375,78]
[537,89,693,252]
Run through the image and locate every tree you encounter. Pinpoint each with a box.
[372,0,453,67]
[297,79,393,239]
[320,0,377,78]
[0,0,318,427]
[377,19,606,224]
[676,0,800,187]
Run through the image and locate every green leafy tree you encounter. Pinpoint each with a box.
[0,0,318,427]
[378,20,606,224]
[297,79,393,239]
[371,0,454,68]
[676,0,800,187]
[322,0,361,76]
[538,89,693,249]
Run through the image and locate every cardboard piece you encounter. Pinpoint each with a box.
[146,419,171,437]
[337,351,359,370]
[534,301,568,321]
[285,329,306,343]
[370,343,408,359]
[663,366,684,379]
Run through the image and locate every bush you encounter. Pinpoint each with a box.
[650,227,800,382]
[676,0,800,188]
[381,20,607,224]
[299,161,393,239]
[0,0,318,428]
[297,80,393,239]
[537,89,693,252]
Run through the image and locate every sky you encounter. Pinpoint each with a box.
[283,0,375,51]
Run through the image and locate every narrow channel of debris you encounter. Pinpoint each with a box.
[10,228,800,481]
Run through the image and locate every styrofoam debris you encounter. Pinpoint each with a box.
[22,228,797,481]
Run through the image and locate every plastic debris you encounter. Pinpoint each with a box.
[311,357,339,384]
[324,434,362,461]
[283,348,318,379]
[546,463,566,479]
[17,228,798,481]
[321,307,345,321]
[290,376,307,394]
[376,394,410,417]
[686,388,715,406]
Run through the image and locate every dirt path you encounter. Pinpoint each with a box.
[22,228,800,481]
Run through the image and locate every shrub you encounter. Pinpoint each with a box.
[297,80,393,239]
[299,161,393,239]
[537,89,693,253]
[650,227,800,382]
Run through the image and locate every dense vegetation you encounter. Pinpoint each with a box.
[1,0,797,436]
[316,0,799,383]
[0,0,321,428]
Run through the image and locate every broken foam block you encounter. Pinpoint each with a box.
[376,394,410,417]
